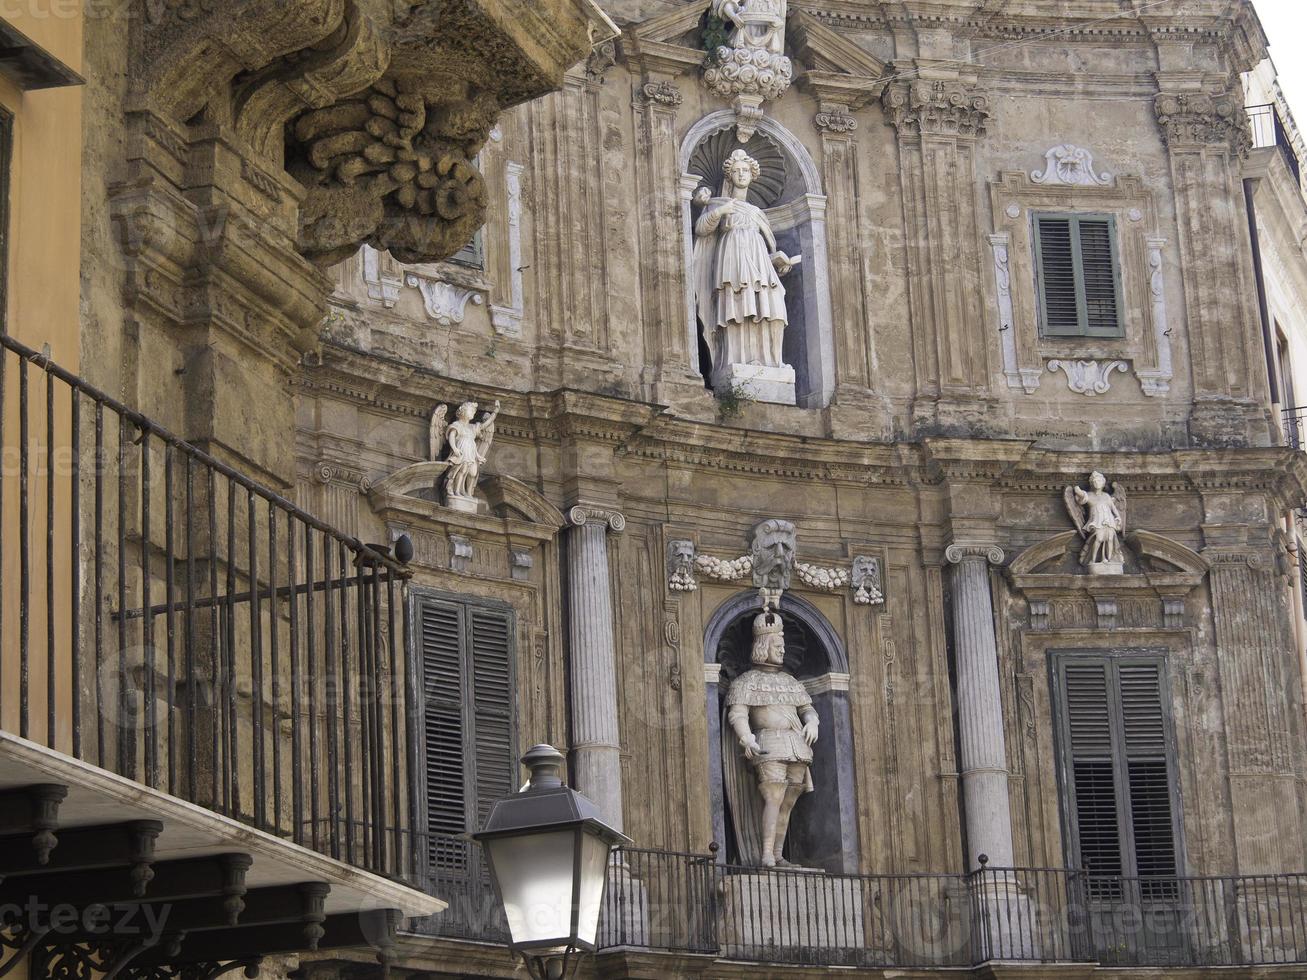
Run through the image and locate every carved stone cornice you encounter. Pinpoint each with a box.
[568,505,626,533]
[880,79,990,139]
[1154,91,1252,156]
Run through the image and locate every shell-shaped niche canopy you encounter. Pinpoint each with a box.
[689,127,788,210]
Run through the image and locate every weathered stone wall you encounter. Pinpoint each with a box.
[301,0,1307,889]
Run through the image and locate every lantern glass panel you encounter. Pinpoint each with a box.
[576,830,613,946]
[486,830,579,946]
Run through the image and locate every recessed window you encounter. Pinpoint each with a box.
[1034,213,1124,339]
[1052,653,1181,900]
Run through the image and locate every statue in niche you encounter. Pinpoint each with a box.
[429,400,500,513]
[1064,471,1127,574]
[693,149,800,403]
[723,609,818,867]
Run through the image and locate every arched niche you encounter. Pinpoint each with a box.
[679,112,834,408]
[703,591,859,873]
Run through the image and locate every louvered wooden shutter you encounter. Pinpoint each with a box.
[416,595,517,875]
[1063,662,1125,886]
[1119,663,1179,898]
[470,608,516,828]
[1056,654,1179,896]
[419,597,468,871]
[1035,214,1124,338]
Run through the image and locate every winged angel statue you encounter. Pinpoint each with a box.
[429,400,500,510]
[1063,471,1126,573]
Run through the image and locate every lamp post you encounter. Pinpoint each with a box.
[473,744,630,980]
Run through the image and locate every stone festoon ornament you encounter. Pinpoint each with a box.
[429,399,501,513]
[1064,471,1128,574]
[724,609,819,868]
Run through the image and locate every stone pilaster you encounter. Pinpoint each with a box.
[1207,552,1306,872]
[1153,83,1269,445]
[811,100,874,408]
[945,544,1014,869]
[623,40,707,411]
[881,72,994,430]
[566,505,627,831]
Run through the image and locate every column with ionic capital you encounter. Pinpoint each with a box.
[566,505,626,831]
[945,544,1014,869]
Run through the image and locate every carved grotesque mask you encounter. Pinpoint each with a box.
[751,519,796,591]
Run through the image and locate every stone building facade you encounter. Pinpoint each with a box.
[295,0,1307,976]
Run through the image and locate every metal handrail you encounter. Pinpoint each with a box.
[0,333,404,571]
[0,333,419,883]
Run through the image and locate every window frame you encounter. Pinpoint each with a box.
[1049,649,1185,891]
[1032,211,1126,340]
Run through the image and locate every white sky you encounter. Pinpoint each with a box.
[1254,0,1307,120]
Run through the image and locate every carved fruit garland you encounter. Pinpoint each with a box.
[291,78,495,266]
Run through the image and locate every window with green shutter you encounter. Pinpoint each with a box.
[416,592,517,873]
[1052,652,1181,900]
[1034,213,1125,338]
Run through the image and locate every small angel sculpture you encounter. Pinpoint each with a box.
[1064,471,1126,573]
[429,400,500,512]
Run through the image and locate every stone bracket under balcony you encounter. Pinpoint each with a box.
[0,733,443,979]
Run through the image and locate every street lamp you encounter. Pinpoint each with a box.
[473,744,630,980]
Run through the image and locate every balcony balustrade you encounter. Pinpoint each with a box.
[0,333,419,884]
[1249,103,1304,188]
[415,839,1307,968]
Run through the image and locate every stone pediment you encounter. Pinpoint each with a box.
[788,10,887,97]
[620,3,886,92]
[1007,529,1208,598]
[366,465,562,541]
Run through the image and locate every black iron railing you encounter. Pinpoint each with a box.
[1250,103,1303,187]
[414,845,1307,967]
[0,333,418,882]
[1283,405,1307,449]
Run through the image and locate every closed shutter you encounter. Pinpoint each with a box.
[1119,664,1179,899]
[1035,214,1124,338]
[470,608,516,828]
[1035,217,1082,336]
[1063,662,1125,894]
[419,598,468,871]
[1055,654,1180,899]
